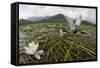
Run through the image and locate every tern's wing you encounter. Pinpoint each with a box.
[75,15,82,27]
[64,15,75,31]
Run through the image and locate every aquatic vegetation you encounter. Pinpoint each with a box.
[19,23,96,64]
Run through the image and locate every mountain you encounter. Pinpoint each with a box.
[19,14,95,26]
[81,20,95,27]
[27,16,50,22]
[36,14,67,23]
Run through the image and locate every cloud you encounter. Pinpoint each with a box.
[19,4,96,23]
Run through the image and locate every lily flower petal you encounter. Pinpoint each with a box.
[29,41,34,49]
[31,42,39,54]
[28,41,38,54]
[24,47,33,55]
[34,50,44,60]
[36,50,44,55]
[34,54,41,60]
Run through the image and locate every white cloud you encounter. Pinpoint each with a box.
[19,4,96,23]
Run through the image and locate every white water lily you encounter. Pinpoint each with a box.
[24,41,44,60]
[59,29,67,37]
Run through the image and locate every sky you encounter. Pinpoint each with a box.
[19,4,96,24]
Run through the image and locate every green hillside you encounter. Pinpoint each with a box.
[19,19,33,25]
[19,14,95,27]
